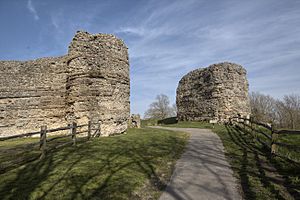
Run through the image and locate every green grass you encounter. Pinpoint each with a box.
[0,128,189,200]
[162,120,215,129]
[160,121,300,200]
[141,119,215,129]
[141,118,159,127]
[276,133,300,163]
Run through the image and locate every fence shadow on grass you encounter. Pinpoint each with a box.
[225,125,299,200]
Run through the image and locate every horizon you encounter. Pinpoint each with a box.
[1,0,300,116]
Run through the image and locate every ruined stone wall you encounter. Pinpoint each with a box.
[128,114,141,128]
[176,62,250,122]
[0,58,67,135]
[0,31,130,137]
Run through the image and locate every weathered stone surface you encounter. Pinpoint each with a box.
[0,31,130,137]
[128,114,141,128]
[176,62,250,122]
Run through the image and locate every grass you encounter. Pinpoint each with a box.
[141,118,215,128]
[162,120,215,129]
[276,133,300,163]
[141,118,159,127]
[159,121,300,200]
[0,128,189,200]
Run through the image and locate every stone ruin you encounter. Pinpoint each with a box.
[0,31,130,137]
[128,114,141,128]
[176,62,251,122]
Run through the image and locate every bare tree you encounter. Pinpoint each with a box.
[171,103,177,117]
[144,94,174,119]
[249,92,277,123]
[249,92,300,129]
[278,94,300,129]
[275,100,286,128]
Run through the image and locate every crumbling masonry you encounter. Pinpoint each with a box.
[176,62,250,122]
[0,31,130,136]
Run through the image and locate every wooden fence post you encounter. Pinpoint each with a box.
[248,117,253,137]
[250,118,255,139]
[254,122,258,140]
[96,121,101,137]
[88,121,91,140]
[71,122,77,146]
[39,125,47,160]
[99,121,101,136]
[271,124,277,155]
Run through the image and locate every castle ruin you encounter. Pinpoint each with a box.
[0,31,130,137]
[176,62,250,122]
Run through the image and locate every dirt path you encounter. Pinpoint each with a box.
[151,127,242,200]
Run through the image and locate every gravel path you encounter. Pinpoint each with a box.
[151,127,242,200]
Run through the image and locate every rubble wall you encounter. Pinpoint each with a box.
[0,31,130,137]
[176,62,250,122]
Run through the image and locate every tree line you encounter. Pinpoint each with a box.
[144,93,300,130]
[250,92,300,130]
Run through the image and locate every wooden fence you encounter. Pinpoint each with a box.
[230,117,300,163]
[0,121,101,160]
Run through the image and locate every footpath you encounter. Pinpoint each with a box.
[152,127,242,200]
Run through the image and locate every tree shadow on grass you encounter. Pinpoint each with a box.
[0,132,184,200]
[0,143,86,199]
[225,125,299,200]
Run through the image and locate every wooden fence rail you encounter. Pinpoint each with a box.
[0,121,101,160]
[230,116,300,163]
[0,131,41,141]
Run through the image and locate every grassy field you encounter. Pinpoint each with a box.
[0,128,189,200]
[141,118,159,127]
[160,121,300,200]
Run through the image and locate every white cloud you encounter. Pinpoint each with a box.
[116,27,146,36]
[11,0,300,115]
[115,0,300,114]
[51,15,59,29]
[27,0,39,20]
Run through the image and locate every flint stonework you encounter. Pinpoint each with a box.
[0,31,130,137]
[176,62,250,122]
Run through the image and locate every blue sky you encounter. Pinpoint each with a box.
[0,0,300,115]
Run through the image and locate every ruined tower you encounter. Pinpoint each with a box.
[176,62,250,122]
[0,31,130,136]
